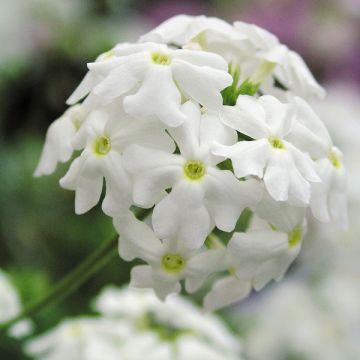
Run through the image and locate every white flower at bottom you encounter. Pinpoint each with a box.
[34,105,87,177]
[94,286,242,357]
[204,220,305,311]
[25,318,139,360]
[26,287,244,359]
[115,213,227,300]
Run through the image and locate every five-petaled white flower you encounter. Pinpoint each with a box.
[68,42,232,127]
[123,100,261,248]
[59,106,174,215]
[205,217,305,311]
[115,213,227,300]
[213,95,321,204]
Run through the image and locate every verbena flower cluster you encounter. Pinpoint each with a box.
[26,287,243,360]
[35,15,347,310]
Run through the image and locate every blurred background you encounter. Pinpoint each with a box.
[0,0,359,359]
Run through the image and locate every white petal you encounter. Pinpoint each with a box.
[66,72,98,105]
[152,180,210,250]
[228,230,288,277]
[172,59,231,110]
[187,249,228,276]
[34,117,76,177]
[263,150,291,201]
[221,96,269,138]
[108,114,175,154]
[199,111,237,164]
[204,276,252,311]
[123,145,183,207]
[167,101,202,159]
[74,157,104,214]
[259,95,291,137]
[228,228,301,292]
[174,49,229,70]
[101,153,133,217]
[287,143,321,182]
[92,63,137,103]
[252,246,300,291]
[130,266,181,300]
[204,169,262,231]
[59,157,83,191]
[114,213,163,263]
[253,190,306,233]
[212,139,269,178]
[124,65,186,127]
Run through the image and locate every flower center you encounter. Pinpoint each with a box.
[288,225,302,247]
[329,150,341,169]
[161,254,186,273]
[93,136,111,156]
[151,52,172,65]
[184,160,206,180]
[184,160,206,181]
[268,136,286,150]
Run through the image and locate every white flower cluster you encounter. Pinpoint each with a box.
[26,287,242,360]
[34,15,347,310]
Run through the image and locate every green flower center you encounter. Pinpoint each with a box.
[93,136,111,156]
[184,160,206,180]
[161,254,186,273]
[329,150,341,169]
[151,52,172,65]
[288,225,302,247]
[268,136,286,150]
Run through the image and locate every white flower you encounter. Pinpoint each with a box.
[94,286,242,357]
[289,96,348,228]
[115,213,227,300]
[233,21,325,99]
[139,15,248,62]
[311,146,347,229]
[25,317,139,360]
[66,43,153,105]
[251,187,306,233]
[204,217,305,311]
[59,106,174,215]
[26,287,243,359]
[68,42,232,127]
[213,95,321,204]
[123,101,261,247]
[228,224,304,290]
[0,269,33,339]
[140,15,324,99]
[34,105,87,177]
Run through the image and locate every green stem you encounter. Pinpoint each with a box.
[0,208,150,333]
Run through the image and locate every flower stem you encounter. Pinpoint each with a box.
[0,208,150,333]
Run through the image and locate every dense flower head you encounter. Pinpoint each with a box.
[25,287,243,360]
[35,15,347,310]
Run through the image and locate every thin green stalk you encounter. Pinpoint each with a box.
[0,208,150,333]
